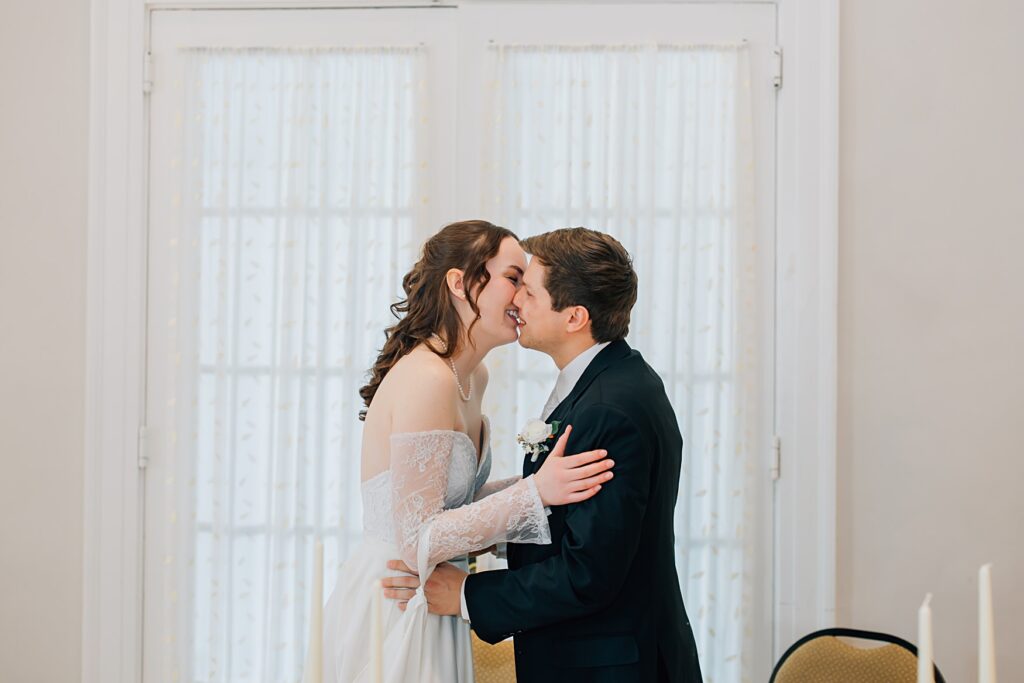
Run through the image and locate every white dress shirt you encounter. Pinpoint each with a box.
[459,341,611,622]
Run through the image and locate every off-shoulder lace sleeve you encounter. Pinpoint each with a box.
[389,431,550,580]
[474,476,522,501]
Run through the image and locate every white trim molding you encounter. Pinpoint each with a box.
[83,2,148,683]
[772,0,840,660]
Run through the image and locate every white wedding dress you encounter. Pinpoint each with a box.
[319,416,552,683]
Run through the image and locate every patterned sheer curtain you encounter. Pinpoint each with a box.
[150,47,428,682]
[479,44,760,682]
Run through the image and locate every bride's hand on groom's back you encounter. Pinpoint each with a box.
[533,425,615,507]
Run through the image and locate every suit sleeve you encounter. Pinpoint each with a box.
[463,403,652,643]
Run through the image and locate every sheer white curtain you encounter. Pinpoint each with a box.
[148,38,761,683]
[479,43,759,682]
[150,47,428,683]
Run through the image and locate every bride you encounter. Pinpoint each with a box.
[317,221,615,682]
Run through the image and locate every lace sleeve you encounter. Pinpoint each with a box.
[390,432,551,580]
[474,476,522,501]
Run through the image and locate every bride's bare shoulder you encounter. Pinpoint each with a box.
[389,344,447,376]
[385,347,459,432]
[385,345,457,397]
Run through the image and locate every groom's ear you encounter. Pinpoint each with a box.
[445,268,467,301]
[565,305,591,334]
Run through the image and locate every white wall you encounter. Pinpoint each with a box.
[837,0,1024,680]
[0,1,89,682]
[1,1,1023,681]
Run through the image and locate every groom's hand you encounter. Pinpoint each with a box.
[423,563,468,617]
[381,559,467,615]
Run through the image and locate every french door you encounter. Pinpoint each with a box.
[145,4,777,681]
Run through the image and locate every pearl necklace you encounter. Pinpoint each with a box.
[431,334,473,402]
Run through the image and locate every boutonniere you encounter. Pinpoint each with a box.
[517,418,561,462]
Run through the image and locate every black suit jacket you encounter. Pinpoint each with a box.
[464,340,703,682]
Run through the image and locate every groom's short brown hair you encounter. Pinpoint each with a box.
[520,228,638,343]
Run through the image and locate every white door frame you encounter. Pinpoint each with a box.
[773,0,840,658]
[83,2,837,681]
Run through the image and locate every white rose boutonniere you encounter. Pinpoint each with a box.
[517,418,562,462]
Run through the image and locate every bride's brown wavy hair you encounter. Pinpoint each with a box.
[358,220,518,420]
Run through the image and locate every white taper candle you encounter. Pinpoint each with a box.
[917,593,934,683]
[979,563,997,683]
[373,579,384,683]
[301,540,324,683]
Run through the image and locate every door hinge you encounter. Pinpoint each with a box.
[143,52,153,95]
[772,46,783,90]
[770,435,781,480]
[138,425,153,470]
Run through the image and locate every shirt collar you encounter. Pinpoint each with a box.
[553,341,611,404]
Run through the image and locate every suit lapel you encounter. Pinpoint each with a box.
[523,340,631,476]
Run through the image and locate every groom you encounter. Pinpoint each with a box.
[390,228,702,682]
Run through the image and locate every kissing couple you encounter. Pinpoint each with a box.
[315,221,702,682]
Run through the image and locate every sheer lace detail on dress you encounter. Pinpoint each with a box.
[474,476,522,501]
[389,429,550,579]
[360,473,394,543]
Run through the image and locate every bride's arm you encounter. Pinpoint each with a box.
[393,429,610,573]
[473,476,522,501]
[389,373,550,574]
[389,368,612,577]
[391,436,550,573]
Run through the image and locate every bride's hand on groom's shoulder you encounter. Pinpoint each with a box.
[533,425,615,507]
